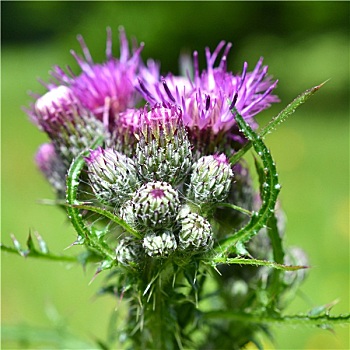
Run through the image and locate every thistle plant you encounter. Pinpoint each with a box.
[2,27,349,350]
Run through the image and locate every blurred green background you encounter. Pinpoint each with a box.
[1,1,349,349]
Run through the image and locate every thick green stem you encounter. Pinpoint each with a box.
[128,260,180,350]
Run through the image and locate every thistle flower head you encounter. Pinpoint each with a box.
[27,85,107,166]
[48,27,158,129]
[135,104,193,185]
[29,85,78,134]
[139,41,279,149]
[109,107,142,157]
[85,147,139,207]
[132,181,181,229]
[178,211,213,252]
[187,153,233,205]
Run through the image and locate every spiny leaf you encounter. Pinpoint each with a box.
[229,82,325,165]
[260,81,326,138]
[208,256,307,272]
[35,231,49,254]
[215,111,280,253]
[308,300,340,317]
[203,310,350,327]
[1,234,77,263]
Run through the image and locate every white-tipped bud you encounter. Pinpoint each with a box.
[187,154,233,204]
[143,231,177,258]
[178,212,213,252]
[132,181,180,229]
[86,147,139,207]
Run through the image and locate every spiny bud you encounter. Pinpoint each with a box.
[132,181,180,229]
[115,236,143,266]
[30,85,108,166]
[119,200,136,228]
[135,104,192,185]
[187,154,233,204]
[143,231,177,258]
[85,147,139,207]
[178,211,213,252]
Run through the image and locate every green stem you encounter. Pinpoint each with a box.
[203,310,350,327]
[72,203,141,238]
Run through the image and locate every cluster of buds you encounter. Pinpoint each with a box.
[25,28,283,267]
[83,104,229,263]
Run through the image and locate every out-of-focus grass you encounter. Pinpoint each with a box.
[2,38,349,349]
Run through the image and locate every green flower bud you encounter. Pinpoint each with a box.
[85,147,139,207]
[178,212,213,252]
[119,200,136,228]
[143,231,177,258]
[187,154,233,204]
[132,181,180,229]
[135,104,192,185]
[115,236,143,266]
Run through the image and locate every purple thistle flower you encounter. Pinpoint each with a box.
[28,85,81,136]
[27,84,108,166]
[49,27,158,129]
[135,103,193,185]
[138,41,279,143]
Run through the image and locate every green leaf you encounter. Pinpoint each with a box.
[1,232,101,265]
[202,310,350,327]
[229,82,325,165]
[308,300,339,317]
[215,111,280,253]
[260,81,326,139]
[208,256,307,272]
[2,233,75,262]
